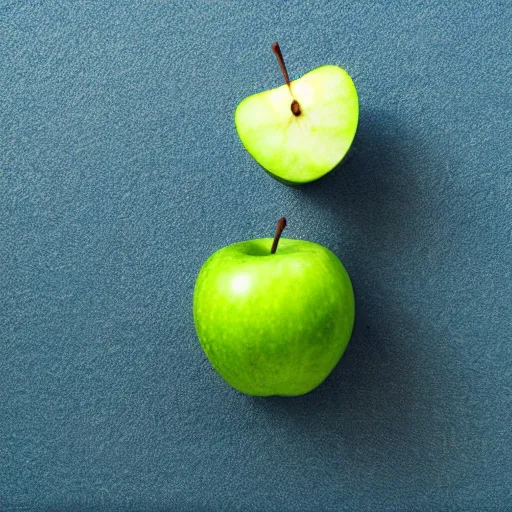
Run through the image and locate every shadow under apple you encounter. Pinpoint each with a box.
[295,109,424,248]
[248,291,460,493]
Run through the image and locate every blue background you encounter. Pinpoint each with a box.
[1,2,511,510]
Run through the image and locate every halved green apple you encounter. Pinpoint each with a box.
[235,43,358,185]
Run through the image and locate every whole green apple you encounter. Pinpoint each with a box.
[193,218,355,396]
[235,43,359,185]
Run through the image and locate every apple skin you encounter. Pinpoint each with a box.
[235,65,358,185]
[193,237,355,396]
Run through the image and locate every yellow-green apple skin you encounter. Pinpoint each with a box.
[235,65,358,185]
[193,238,355,396]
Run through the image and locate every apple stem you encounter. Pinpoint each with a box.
[271,217,287,254]
[271,42,301,117]
[272,42,292,87]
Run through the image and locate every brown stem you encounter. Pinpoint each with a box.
[272,42,291,87]
[271,42,301,117]
[271,217,287,254]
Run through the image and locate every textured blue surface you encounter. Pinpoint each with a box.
[1,2,511,511]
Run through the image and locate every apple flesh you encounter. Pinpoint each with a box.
[235,64,358,185]
[193,238,355,396]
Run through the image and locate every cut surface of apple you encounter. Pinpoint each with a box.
[235,62,358,185]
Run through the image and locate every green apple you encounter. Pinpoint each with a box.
[193,218,355,396]
[234,42,358,185]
